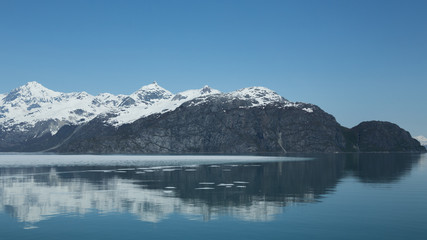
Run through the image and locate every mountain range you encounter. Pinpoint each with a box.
[0,82,425,153]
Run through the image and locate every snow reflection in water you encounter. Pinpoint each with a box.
[0,153,421,230]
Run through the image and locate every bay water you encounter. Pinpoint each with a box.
[0,153,426,239]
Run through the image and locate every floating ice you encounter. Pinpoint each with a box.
[162,169,178,172]
[217,183,234,187]
[149,166,176,169]
[185,165,198,168]
[87,170,114,173]
[233,181,249,184]
[0,154,311,167]
[23,225,39,230]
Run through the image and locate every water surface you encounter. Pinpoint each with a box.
[0,153,426,239]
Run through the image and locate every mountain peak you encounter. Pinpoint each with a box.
[4,81,60,102]
[131,82,173,103]
[201,85,213,94]
[229,86,288,106]
[24,81,44,87]
[137,81,168,91]
[19,81,51,92]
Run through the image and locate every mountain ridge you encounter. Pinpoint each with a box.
[0,81,224,131]
[0,82,425,153]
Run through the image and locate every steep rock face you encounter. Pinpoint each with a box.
[349,121,426,152]
[54,96,347,153]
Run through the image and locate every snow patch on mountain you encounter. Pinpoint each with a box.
[415,136,427,146]
[228,87,288,107]
[107,85,221,126]
[173,85,221,101]
[302,108,314,113]
[94,93,126,108]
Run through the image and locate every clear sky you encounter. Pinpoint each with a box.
[1,0,426,137]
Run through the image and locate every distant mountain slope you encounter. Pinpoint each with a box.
[0,82,425,153]
[348,121,426,152]
[414,136,427,146]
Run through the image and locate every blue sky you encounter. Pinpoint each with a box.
[1,0,426,137]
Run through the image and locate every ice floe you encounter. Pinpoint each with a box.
[217,183,234,187]
[233,181,249,184]
[195,187,215,190]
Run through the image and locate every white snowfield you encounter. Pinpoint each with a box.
[415,136,427,146]
[0,81,313,134]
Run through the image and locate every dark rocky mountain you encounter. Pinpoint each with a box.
[0,82,425,153]
[53,97,346,153]
[348,121,426,152]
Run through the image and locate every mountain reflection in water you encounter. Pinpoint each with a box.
[0,154,421,229]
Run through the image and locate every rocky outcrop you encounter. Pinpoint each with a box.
[348,121,426,152]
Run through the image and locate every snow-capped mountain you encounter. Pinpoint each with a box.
[107,83,221,126]
[415,136,427,146]
[0,81,294,131]
[1,81,424,154]
[130,81,173,104]
[0,81,223,132]
[0,81,125,134]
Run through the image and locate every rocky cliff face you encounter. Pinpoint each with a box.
[0,82,425,153]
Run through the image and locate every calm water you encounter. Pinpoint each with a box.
[0,153,426,239]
